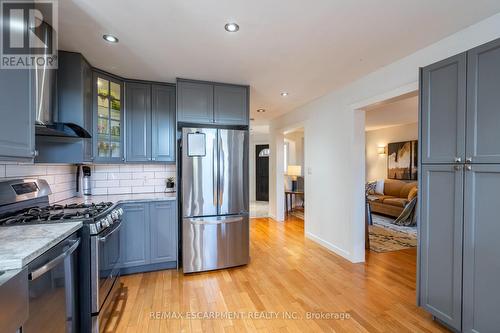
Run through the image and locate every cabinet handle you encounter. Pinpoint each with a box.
[454,157,462,163]
[32,150,39,157]
[152,157,156,161]
[454,165,462,171]
[466,157,472,163]
[466,165,472,171]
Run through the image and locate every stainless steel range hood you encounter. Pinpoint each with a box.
[34,20,91,139]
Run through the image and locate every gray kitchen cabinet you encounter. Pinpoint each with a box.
[462,164,500,332]
[125,82,152,162]
[466,38,500,164]
[150,201,177,263]
[119,200,177,274]
[120,203,150,268]
[151,84,176,162]
[419,164,463,331]
[93,71,124,163]
[421,53,466,164]
[0,68,35,161]
[177,79,214,124]
[214,84,248,125]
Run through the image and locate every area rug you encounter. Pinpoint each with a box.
[369,214,417,252]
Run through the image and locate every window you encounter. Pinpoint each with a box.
[284,142,289,172]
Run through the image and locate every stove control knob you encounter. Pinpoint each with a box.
[111,210,119,220]
[117,207,124,216]
[101,218,109,228]
[107,215,114,224]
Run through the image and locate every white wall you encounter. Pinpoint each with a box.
[249,132,270,202]
[365,123,418,181]
[269,13,500,263]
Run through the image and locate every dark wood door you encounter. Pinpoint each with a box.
[255,145,269,201]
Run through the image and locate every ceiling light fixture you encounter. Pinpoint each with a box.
[103,34,119,43]
[224,23,239,32]
[256,109,266,113]
[280,92,289,97]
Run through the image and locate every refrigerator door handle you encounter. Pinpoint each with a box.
[188,216,243,225]
[219,135,225,208]
[213,136,217,207]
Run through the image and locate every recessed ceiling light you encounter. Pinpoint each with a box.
[256,109,266,113]
[224,23,239,32]
[280,92,289,97]
[103,34,119,43]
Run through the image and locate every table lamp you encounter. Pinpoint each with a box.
[287,165,302,191]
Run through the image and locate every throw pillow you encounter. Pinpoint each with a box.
[375,179,385,195]
[365,181,376,195]
[408,187,418,200]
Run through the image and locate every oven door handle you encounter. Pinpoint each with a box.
[28,238,81,281]
[98,223,122,243]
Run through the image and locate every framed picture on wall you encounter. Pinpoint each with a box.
[387,140,418,180]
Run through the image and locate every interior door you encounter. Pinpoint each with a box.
[182,128,218,217]
[218,129,248,215]
[256,144,269,201]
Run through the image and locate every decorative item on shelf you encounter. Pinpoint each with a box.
[165,177,176,193]
[287,165,302,192]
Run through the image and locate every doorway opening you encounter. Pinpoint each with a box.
[284,128,305,221]
[362,91,419,254]
[250,127,270,218]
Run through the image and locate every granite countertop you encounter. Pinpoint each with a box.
[0,222,82,271]
[55,192,177,206]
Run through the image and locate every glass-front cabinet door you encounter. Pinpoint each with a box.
[94,72,124,162]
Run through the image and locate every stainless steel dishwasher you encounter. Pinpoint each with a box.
[23,232,80,333]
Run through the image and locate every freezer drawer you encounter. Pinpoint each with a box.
[182,215,249,273]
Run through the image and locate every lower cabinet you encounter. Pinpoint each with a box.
[118,200,177,274]
[420,164,500,332]
[419,165,463,330]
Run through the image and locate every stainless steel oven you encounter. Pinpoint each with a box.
[90,219,121,332]
[23,233,80,333]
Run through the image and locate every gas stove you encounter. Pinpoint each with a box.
[0,179,122,234]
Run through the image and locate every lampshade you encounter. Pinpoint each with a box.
[287,165,302,177]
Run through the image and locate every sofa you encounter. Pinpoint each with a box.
[367,179,418,218]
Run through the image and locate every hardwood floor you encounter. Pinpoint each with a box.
[106,216,449,333]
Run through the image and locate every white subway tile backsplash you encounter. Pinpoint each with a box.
[108,187,132,195]
[0,163,175,202]
[119,165,143,173]
[119,179,144,187]
[132,172,155,180]
[94,180,120,188]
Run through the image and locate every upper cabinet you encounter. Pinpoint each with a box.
[125,82,175,163]
[177,80,213,124]
[125,82,151,162]
[93,72,124,163]
[0,68,35,161]
[151,84,176,162]
[466,38,500,164]
[177,79,249,126]
[420,53,467,164]
[214,84,249,125]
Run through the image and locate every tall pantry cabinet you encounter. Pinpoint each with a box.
[419,37,500,332]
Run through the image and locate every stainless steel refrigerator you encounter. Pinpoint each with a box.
[181,127,249,273]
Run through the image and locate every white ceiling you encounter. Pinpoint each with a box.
[58,1,500,125]
[365,95,418,131]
